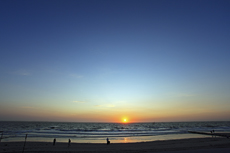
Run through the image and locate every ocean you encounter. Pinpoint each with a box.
[0,121,229,143]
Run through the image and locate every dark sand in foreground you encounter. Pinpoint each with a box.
[1,137,230,153]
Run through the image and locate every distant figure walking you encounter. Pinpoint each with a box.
[53,138,56,146]
[213,130,216,138]
[210,130,216,138]
[68,139,71,147]
[107,137,110,145]
[0,132,3,143]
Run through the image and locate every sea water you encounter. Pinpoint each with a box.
[0,121,229,143]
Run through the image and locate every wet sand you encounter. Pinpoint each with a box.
[0,137,230,153]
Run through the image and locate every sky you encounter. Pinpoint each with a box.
[0,0,230,122]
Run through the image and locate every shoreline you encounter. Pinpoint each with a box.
[1,137,230,153]
[1,133,212,143]
[1,132,229,143]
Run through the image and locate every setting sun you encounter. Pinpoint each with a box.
[123,118,127,122]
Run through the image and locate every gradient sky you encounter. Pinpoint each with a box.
[0,0,230,122]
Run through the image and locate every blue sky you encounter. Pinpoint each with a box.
[0,0,230,122]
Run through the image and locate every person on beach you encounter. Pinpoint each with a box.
[107,137,110,145]
[210,130,215,138]
[53,138,56,146]
[68,139,71,147]
[213,130,216,138]
[210,131,213,138]
[0,132,3,143]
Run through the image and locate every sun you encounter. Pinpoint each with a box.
[121,117,129,123]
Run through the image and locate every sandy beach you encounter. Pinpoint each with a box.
[1,136,230,153]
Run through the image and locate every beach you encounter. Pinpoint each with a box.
[1,122,230,152]
[1,136,230,153]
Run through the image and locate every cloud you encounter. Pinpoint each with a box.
[94,104,115,108]
[73,101,85,103]
[106,104,115,107]
[167,92,195,98]
[69,74,83,79]
[11,70,31,76]
[21,106,34,109]
[176,93,195,97]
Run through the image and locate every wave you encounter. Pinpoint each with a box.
[1,121,230,140]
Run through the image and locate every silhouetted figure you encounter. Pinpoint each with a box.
[0,132,3,143]
[107,137,110,145]
[213,130,216,138]
[68,139,71,147]
[53,138,56,146]
[210,130,216,138]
